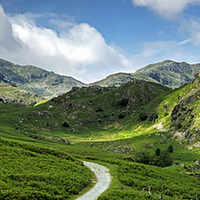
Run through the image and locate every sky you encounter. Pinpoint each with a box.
[1,0,200,83]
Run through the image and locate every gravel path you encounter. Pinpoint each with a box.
[76,161,111,200]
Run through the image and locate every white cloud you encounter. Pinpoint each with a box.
[0,4,133,83]
[132,0,200,19]
[179,18,200,46]
[1,3,200,84]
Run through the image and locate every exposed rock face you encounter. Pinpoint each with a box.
[195,159,200,166]
[0,59,86,98]
[0,83,44,106]
[91,60,200,88]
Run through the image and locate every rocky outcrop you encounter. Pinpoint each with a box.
[0,58,86,98]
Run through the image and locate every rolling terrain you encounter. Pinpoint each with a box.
[1,58,200,100]
[0,82,44,106]
[1,59,200,199]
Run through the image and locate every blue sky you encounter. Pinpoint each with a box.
[1,0,200,83]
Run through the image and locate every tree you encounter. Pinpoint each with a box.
[168,145,173,153]
[157,150,173,167]
[155,148,161,156]
[62,122,69,128]
[135,151,150,164]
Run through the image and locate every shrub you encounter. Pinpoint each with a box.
[156,150,173,167]
[139,113,148,121]
[118,112,126,119]
[155,148,161,156]
[96,107,104,112]
[62,122,70,127]
[167,145,173,153]
[117,99,129,107]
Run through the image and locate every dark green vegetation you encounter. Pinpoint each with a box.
[98,160,200,200]
[1,58,200,199]
[0,138,91,200]
[0,59,86,98]
[91,60,200,89]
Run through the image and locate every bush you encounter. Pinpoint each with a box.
[117,99,129,107]
[62,122,70,127]
[167,145,173,153]
[135,152,150,164]
[155,148,161,156]
[118,112,126,119]
[156,150,173,167]
[96,107,104,112]
[139,113,148,121]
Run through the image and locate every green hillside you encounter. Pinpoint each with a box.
[0,83,44,106]
[1,65,200,199]
[0,138,91,200]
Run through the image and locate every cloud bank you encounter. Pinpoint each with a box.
[1,3,200,83]
[132,0,200,19]
[0,5,132,83]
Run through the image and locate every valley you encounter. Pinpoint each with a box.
[0,58,200,199]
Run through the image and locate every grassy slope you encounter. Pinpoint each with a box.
[0,83,44,106]
[1,77,200,199]
[0,137,92,200]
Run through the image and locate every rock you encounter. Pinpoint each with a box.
[193,141,200,148]
[181,163,185,170]
[190,164,196,171]
[194,159,200,166]
[67,115,78,120]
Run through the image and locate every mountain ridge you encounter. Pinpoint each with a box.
[1,58,200,100]
[0,59,86,98]
[91,60,200,88]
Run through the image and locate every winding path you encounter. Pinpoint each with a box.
[76,161,111,200]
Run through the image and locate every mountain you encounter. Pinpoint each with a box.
[1,69,200,199]
[1,58,200,100]
[0,59,86,98]
[8,70,199,148]
[90,72,135,87]
[9,79,171,142]
[91,60,200,88]
[0,82,44,106]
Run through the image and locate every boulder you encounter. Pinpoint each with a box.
[194,159,200,166]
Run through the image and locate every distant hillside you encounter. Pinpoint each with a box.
[0,59,86,98]
[91,60,200,88]
[90,72,135,87]
[14,79,171,141]
[9,72,200,149]
[0,83,44,106]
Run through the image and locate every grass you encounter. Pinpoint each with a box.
[1,77,200,199]
[0,137,92,200]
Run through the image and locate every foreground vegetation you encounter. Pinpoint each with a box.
[99,161,200,200]
[0,138,91,200]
